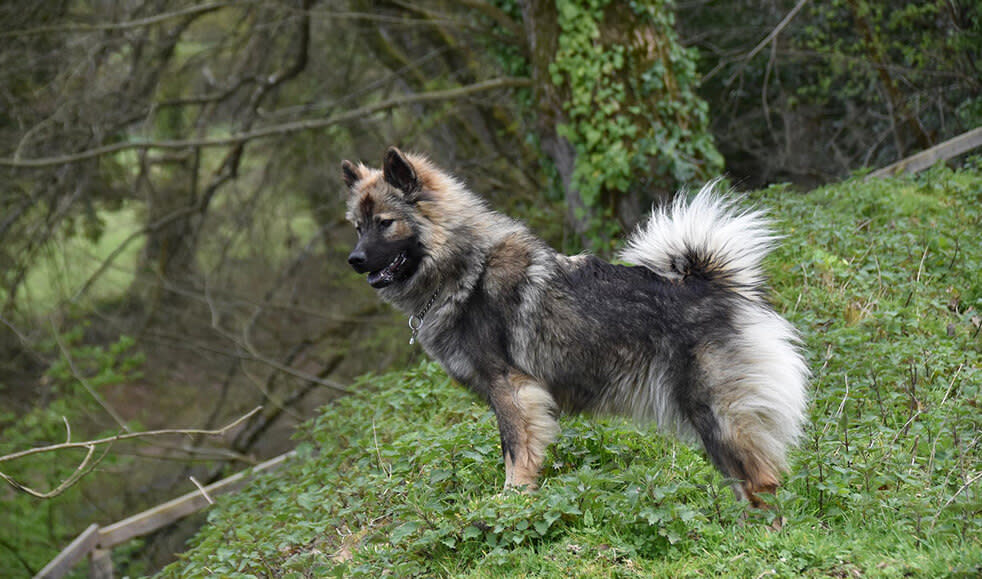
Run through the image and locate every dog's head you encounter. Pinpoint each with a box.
[341,147,427,289]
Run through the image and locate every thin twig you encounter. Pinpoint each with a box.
[0,407,262,497]
[190,476,215,504]
[823,375,850,435]
[0,444,111,499]
[915,245,930,283]
[742,0,811,65]
[714,0,811,84]
[931,471,982,530]
[372,419,391,478]
[50,319,131,432]
[0,406,261,464]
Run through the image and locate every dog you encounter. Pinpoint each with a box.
[342,147,808,509]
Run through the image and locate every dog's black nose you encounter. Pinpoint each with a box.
[348,250,367,269]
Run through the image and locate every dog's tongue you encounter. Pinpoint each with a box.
[368,252,407,287]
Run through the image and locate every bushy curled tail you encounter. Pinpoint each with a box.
[619,180,777,302]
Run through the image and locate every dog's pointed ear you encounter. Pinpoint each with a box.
[341,160,362,190]
[383,147,420,199]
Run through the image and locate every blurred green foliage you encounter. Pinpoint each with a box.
[0,328,144,577]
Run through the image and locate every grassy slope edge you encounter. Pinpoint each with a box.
[157,164,981,578]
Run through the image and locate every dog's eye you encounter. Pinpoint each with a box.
[379,219,394,229]
[355,224,363,235]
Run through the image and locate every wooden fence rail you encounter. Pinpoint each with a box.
[867,126,982,180]
[35,450,296,579]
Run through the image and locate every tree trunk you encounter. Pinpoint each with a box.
[518,0,722,249]
[518,0,592,240]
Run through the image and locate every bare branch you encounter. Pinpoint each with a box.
[0,406,261,497]
[0,77,532,169]
[931,470,982,529]
[189,476,215,504]
[71,204,201,303]
[0,444,106,499]
[704,0,811,83]
[738,0,810,68]
[0,1,247,38]
[0,406,261,465]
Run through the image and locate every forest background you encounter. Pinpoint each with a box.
[0,0,978,575]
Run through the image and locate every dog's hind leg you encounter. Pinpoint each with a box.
[686,337,804,513]
[489,371,560,490]
[686,399,782,508]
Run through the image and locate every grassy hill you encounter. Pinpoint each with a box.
[157,164,981,578]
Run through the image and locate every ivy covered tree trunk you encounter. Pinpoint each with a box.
[519,0,722,250]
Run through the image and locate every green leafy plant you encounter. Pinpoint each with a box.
[552,0,722,206]
[0,328,144,577]
[159,164,980,577]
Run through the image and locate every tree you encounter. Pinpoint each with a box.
[520,0,722,246]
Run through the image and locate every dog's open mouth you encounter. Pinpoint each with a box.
[367,251,408,289]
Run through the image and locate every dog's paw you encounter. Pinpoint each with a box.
[502,479,538,494]
[500,483,537,496]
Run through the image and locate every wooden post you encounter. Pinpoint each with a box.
[33,524,100,579]
[97,451,295,547]
[89,549,113,579]
[35,450,296,579]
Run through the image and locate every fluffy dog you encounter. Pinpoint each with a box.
[342,147,808,508]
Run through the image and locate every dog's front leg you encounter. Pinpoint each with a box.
[488,371,560,490]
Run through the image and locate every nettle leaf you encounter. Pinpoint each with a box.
[389,521,421,545]
[462,524,483,541]
[428,469,452,484]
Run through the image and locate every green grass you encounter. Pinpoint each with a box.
[156,164,981,578]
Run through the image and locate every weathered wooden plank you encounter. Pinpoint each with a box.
[868,126,982,180]
[97,450,294,548]
[89,548,113,579]
[34,523,100,579]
